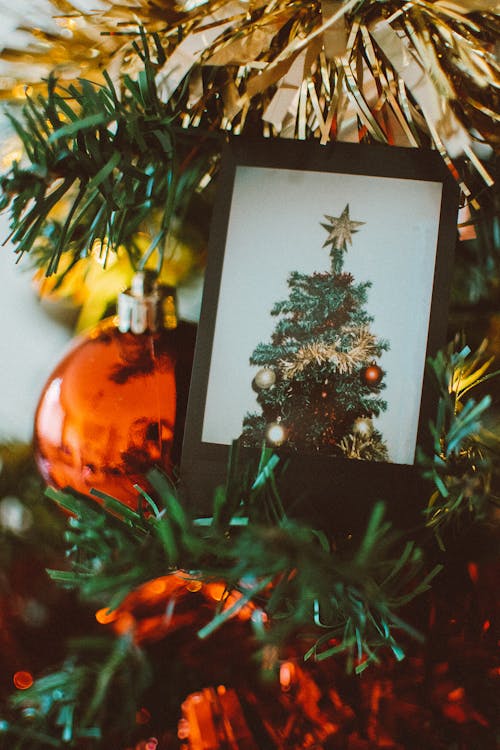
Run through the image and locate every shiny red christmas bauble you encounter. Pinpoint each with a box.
[361,362,383,387]
[34,315,195,510]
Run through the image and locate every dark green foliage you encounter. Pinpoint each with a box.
[0,635,150,749]
[418,339,500,544]
[452,169,500,306]
[45,447,437,669]
[0,444,441,746]
[242,209,389,455]
[0,31,215,276]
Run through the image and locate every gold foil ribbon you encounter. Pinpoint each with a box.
[263,50,309,133]
[281,327,380,378]
[156,0,247,103]
[0,0,497,192]
[321,0,348,59]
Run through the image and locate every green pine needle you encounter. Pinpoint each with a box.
[39,444,433,673]
[420,338,500,536]
[0,31,215,276]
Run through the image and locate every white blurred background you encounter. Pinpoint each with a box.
[0,4,73,441]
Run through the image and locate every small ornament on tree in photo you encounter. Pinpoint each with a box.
[266,418,287,446]
[353,417,374,437]
[361,362,384,388]
[321,377,329,399]
[253,367,276,390]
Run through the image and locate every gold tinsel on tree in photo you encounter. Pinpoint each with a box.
[280,326,381,379]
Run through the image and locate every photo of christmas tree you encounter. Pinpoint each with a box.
[198,156,445,467]
[241,205,390,461]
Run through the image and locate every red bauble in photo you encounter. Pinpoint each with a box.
[360,362,384,388]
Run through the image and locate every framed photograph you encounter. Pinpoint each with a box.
[181,137,458,524]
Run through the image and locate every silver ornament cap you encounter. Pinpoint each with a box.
[118,271,177,333]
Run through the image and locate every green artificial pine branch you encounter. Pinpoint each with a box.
[1,443,442,746]
[418,339,500,543]
[1,343,498,747]
[1,634,150,749]
[41,445,436,672]
[0,30,215,277]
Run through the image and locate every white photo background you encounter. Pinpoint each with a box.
[202,165,443,465]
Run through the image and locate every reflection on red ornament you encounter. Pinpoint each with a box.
[33,276,195,510]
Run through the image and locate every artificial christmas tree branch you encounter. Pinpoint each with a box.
[43,447,435,673]
[0,451,437,748]
[0,31,215,277]
[1,634,150,749]
[418,339,500,542]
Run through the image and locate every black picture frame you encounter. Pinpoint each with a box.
[180,137,458,530]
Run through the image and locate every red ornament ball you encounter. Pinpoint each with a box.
[34,317,194,510]
[361,362,384,387]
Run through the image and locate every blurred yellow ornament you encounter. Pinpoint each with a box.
[33,249,134,331]
[142,212,206,288]
[33,221,205,331]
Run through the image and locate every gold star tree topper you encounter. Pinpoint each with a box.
[322,205,364,248]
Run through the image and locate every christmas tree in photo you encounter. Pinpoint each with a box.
[242,205,390,460]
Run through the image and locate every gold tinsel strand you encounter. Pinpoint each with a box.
[0,2,498,199]
[339,431,388,462]
[281,326,381,378]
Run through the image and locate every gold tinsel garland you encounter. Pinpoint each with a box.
[0,1,498,206]
[339,430,389,461]
[280,326,380,377]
